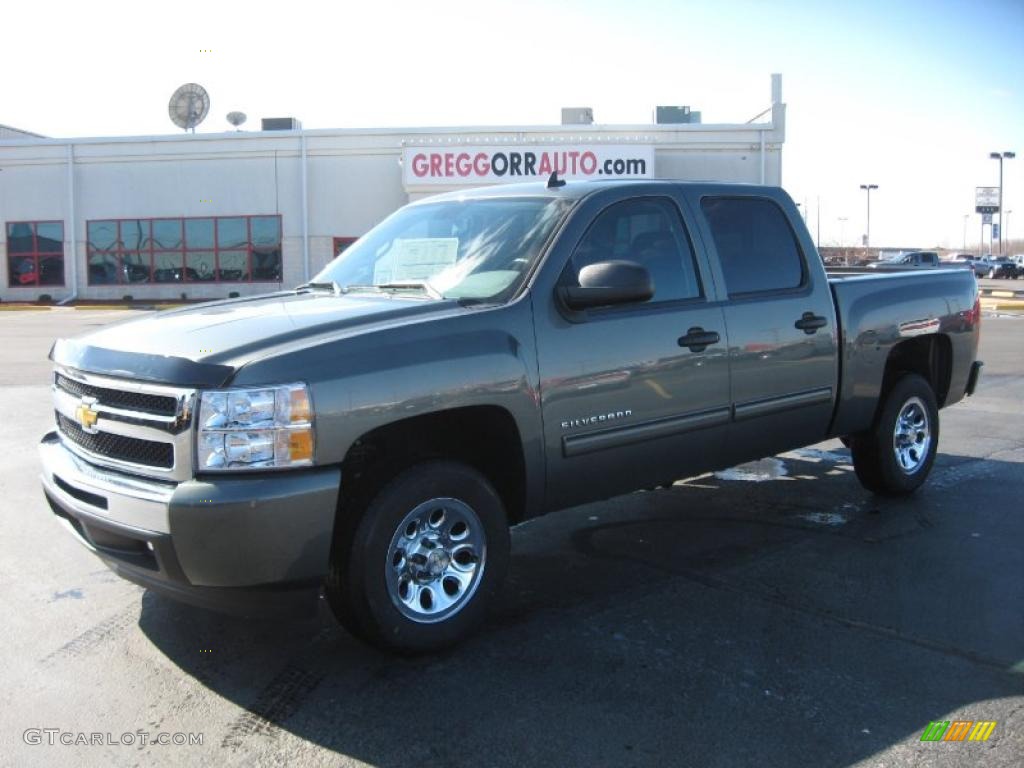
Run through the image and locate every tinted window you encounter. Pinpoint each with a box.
[86,215,281,285]
[217,217,247,249]
[87,221,117,252]
[570,198,702,302]
[120,219,148,251]
[152,219,183,250]
[7,221,64,287]
[700,197,805,295]
[185,218,214,249]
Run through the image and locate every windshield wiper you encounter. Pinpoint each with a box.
[376,281,444,299]
[346,282,444,300]
[295,280,342,294]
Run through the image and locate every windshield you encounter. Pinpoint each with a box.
[312,197,571,302]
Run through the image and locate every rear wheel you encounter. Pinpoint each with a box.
[326,460,509,653]
[850,373,939,495]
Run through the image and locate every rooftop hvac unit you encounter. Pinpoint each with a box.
[261,117,303,131]
[561,107,594,125]
[655,106,701,124]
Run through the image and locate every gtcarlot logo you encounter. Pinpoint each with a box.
[403,144,653,186]
[23,729,204,747]
[920,720,997,742]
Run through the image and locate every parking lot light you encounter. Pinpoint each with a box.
[990,151,1016,254]
[860,184,878,247]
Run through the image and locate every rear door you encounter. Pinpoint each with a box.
[535,189,731,511]
[690,192,838,463]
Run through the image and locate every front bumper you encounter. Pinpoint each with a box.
[39,431,341,616]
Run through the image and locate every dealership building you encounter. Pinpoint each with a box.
[0,76,785,303]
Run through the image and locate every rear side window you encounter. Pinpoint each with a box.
[700,197,806,296]
[570,197,702,302]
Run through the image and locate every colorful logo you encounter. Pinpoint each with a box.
[920,720,997,742]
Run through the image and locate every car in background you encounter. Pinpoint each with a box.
[866,250,941,270]
[985,256,1020,279]
[945,254,995,278]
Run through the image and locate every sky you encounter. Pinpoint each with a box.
[2,0,1022,249]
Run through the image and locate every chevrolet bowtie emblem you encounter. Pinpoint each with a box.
[75,399,99,432]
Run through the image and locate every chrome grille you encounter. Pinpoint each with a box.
[52,367,195,481]
[55,373,178,417]
[56,413,174,469]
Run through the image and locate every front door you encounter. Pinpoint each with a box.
[536,192,732,512]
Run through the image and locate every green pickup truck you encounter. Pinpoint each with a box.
[40,179,982,652]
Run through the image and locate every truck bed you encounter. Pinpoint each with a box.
[826,266,980,438]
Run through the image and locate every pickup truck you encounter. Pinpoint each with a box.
[866,250,941,270]
[40,179,983,653]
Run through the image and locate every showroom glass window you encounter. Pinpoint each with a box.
[86,215,282,284]
[6,221,65,287]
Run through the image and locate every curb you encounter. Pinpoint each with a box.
[980,298,1024,310]
[0,305,53,311]
[71,304,182,311]
[978,287,1024,299]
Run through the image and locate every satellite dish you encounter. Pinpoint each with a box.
[226,111,247,130]
[168,83,210,133]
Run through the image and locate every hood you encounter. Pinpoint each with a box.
[51,291,463,387]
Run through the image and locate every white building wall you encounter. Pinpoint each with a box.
[0,85,785,303]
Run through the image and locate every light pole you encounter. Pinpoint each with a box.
[860,184,878,247]
[990,151,1015,254]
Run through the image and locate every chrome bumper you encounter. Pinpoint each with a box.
[39,430,341,616]
[39,431,173,534]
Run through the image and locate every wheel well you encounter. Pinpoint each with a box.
[881,334,953,407]
[338,406,527,526]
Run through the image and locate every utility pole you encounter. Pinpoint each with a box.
[816,195,821,248]
[860,184,878,247]
[989,151,1016,254]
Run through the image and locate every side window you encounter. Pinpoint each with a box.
[569,198,702,302]
[700,197,806,296]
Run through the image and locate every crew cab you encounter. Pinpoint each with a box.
[40,179,983,652]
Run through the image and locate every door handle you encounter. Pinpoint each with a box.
[794,312,827,334]
[678,327,720,352]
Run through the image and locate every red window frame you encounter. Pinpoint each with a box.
[6,220,65,288]
[86,215,282,285]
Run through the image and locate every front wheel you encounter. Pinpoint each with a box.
[326,460,510,653]
[850,373,939,495]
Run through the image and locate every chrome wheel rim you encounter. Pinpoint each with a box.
[385,497,486,623]
[892,396,931,474]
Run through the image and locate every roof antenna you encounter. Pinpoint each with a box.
[546,171,566,188]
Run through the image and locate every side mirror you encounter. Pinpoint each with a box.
[559,260,654,311]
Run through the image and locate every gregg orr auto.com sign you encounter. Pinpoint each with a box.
[403,145,653,186]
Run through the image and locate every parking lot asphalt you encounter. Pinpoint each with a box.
[1,308,1021,768]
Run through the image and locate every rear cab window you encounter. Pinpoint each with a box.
[700,197,807,296]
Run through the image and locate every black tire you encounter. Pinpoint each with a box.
[850,373,939,496]
[326,460,509,653]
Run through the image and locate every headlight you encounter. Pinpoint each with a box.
[196,383,314,471]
